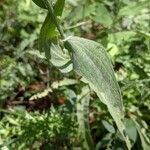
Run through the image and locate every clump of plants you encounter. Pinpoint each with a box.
[0,0,149,149]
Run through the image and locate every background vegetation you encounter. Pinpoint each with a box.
[0,0,150,149]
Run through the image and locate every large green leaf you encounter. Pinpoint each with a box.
[65,36,131,149]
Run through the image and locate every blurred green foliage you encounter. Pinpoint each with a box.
[0,0,150,149]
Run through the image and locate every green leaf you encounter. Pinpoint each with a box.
[39,0,65,60]
[136,30,150,39]
[124,118,137,143]
[39,13,57,54]
[118,1,150,17]
[102,120,115,133]
[32,0,63,10]
[50,43,72,73]
[76,86,94,150]
[53,0,65,16]
[95,134,112,150]
[31,42,72,73]
[32,0,46,9]
[65,36,131,149]
[108,31,137,45]
[91,3,113,27]
[131,117,150,150]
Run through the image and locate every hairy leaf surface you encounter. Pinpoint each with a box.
[65,36,131,149]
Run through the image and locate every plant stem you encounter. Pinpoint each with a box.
[44,0,65,39]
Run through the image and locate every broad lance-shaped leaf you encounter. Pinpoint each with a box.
[65,36,131,149]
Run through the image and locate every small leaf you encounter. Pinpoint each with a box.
[136,30,150,39]
[118,1,149,17]
[107,43,119,57]
[108,31,137,45]
[95,133,112,150]
[54,0,65,16]
[124,118,137,143]
[50,43,73,73]
[102,120,115,133]
[91,3,113,27]
[65,36,131,149]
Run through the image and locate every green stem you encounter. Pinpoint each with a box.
[44,0,65,39]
